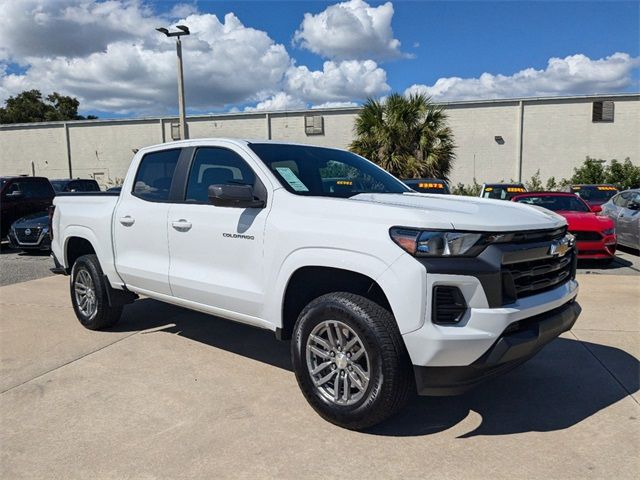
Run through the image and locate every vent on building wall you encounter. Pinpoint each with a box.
[304,115,324,135]
[592,101,614,122]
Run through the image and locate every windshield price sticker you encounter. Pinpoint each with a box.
[275,167,309,192]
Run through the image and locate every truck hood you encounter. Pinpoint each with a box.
[351,193,566,231]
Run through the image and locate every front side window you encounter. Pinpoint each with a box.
[514,195,590,212]
[133,149,181,201]
[185,147,256,203]
[249,143,409,198]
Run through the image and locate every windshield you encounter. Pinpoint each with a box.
[50,181,65,192]
[482,185,526,200]
[572,186,618,201]
[403,179,450,194]
[249,143,410,198]
[515,195,590,212]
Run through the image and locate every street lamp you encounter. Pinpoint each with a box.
[156,25,190,140]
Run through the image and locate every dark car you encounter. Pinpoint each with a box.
[565,184,618,207]
[50,178,101,193]
[600,189,640,251]
[7,212,51,251]
[480,183,527,200]
[1,176,55,238]
[402,178,450,194]
[107,186,122,193]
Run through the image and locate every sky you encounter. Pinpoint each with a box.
[0,0,638,118]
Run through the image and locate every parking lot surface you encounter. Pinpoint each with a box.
[1,272,638,479]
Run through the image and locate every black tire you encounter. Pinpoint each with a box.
[291,292,413,430]
[70,254,122,330]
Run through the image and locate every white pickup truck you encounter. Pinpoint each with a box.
[50,139,581,430]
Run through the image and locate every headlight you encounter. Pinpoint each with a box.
[602,227,615,235]
[390,228,490,257]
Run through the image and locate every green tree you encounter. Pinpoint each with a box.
[0,89,97,124]
[451,178,481,196]
[606,158,640,190]
[569,156,608,184]
[349,93,456,180]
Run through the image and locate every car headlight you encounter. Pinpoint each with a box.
[390,228,491,257]
[602,227,615,235]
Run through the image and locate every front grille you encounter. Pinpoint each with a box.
[572,231,602,241]
[15,227,42,243]
[502,253,574,301]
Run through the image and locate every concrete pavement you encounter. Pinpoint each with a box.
[1,274,639,479]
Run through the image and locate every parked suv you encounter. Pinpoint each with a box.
[0,176,55,239]
[565,184,618,208]
[50,140,580,429]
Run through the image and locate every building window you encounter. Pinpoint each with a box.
[592,101,614,122]
[305,115,324,135]
[170,123,181,140]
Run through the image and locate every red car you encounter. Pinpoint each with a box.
[511,192,617,261]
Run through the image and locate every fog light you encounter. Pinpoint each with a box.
[432,286,467,324]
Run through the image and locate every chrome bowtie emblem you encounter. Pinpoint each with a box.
[24,228,31,236]
[549,234,574,257]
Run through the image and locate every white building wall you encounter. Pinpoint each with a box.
[1,94,638,188]
[445,102,521,185]
[0,124,67,177]
[521,97,640,181]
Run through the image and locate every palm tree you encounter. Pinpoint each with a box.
[349,93,456,180]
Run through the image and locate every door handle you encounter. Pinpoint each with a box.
[172,219,192,231]
[119,216,135,227]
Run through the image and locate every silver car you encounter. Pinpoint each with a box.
[600,189,640,250]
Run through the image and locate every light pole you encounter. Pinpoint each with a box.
[156,25,190,140]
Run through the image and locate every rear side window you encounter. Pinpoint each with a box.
[133,149,181,202]
[185,147,256,203]
[6,180,54,198]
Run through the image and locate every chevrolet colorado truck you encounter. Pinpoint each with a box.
[50,139,581,430]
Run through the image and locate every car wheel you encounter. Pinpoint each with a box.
[291,292,413,430]
[70,254,122,330]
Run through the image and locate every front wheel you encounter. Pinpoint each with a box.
[291,292,413,430]
[70,254,122,330]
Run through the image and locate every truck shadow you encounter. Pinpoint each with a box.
[111,298,639,438]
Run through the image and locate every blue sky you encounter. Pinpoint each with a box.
[0,0,638,117]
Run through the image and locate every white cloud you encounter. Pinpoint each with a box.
[405,53,640,101]
[244,92,306,111]
[0,0,393,114]
[293,0,406,61]
[285,60,389,104]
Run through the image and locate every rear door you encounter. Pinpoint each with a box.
[113,148,182,296]
[167,145,271,319]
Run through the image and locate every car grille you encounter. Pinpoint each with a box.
[502,253,574,301]
[15,227,42,243]
[572,231,602,241]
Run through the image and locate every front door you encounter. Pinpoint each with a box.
[113,148,182,296]
[167,146,270,319]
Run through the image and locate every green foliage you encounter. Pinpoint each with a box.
[524,170,544,191]
[0,89,97,124]
[451,178,481,196]
[569,156,640,190]
[349,93,456,180]
[606,158,640,190]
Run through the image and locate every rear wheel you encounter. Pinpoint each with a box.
[70,254,122,330]
[291,292,413,430]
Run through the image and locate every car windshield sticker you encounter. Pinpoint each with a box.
[275,167,309,192]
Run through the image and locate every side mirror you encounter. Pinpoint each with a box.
[628,201,640,211]
[208,184,265,208]
[590,205,602,213]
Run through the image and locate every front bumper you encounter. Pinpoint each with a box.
[413,299,581,395]
[576,235,616,259]
[7,229,51,250]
